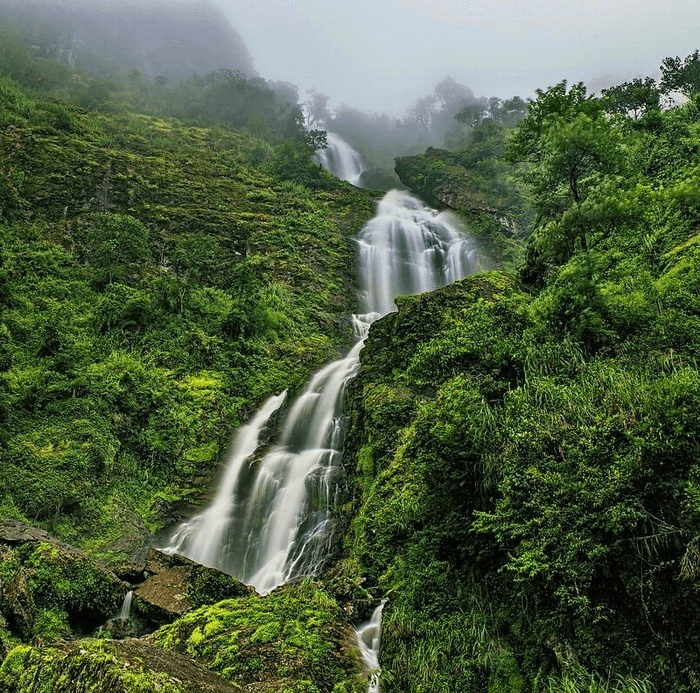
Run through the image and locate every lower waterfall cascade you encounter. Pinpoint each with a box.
[163,189,479,598]
[356,600,388,693]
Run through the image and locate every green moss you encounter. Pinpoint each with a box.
[31,608,71,645]
[154,579,364,692]
[22,542,123,622]
[0,640,188,693]
[186,569,249,609]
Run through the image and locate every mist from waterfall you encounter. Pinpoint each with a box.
[163,189,478,595]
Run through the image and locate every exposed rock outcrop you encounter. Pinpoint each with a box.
[395,148,524,237]
[132,549,253,630]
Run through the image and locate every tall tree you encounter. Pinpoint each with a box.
[601,77,660,119]
[660,49,700,97]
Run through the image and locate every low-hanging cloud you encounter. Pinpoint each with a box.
[212,0,699,115]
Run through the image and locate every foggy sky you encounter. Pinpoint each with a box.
[213,0,699,115]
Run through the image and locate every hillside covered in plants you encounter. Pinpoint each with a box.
[0,14,379,690]
[342,59,700,691]
[2,1,700,691]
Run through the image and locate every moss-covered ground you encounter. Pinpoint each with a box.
[152,578,366,693]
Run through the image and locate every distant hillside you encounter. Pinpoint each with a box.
[0,0,256,82]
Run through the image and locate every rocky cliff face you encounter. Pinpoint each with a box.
[394,148,523,237]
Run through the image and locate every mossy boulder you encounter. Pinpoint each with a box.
[131,549,253,631]
[0,519,128,643]
[151,578,367,693]
[0,638,240,693]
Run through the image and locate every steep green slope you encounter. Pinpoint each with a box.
[0,75,375,564]
[343,81,700,691]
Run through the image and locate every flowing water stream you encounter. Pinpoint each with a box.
[163,167,478,689]
[315,132,364,184]
[356,600,388,693]
[118,590,134,621]
[164,188,477,594]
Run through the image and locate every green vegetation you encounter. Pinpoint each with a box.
[0,640,192,692]
[153,579,365,692]
[343,57,700,691]
[0,539,125,643]
[0,20,379,689]
[4,10,700,692]
[0,41,374,561]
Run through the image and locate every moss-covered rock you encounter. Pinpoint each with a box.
[395,148,528,270]
[151,578,366,693]
[0,520,128,644]
[0,639,240,693]
[131,549,253,632]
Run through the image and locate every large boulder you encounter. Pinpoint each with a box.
[0,519,129,643]
[131,549,253,631]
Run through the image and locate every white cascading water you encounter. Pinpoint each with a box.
[163,189,478,599]
[163,391,288,574]
[357,189,478,315]
[356,600,387,693]
[315,132,364,185]
[118,590,134,621]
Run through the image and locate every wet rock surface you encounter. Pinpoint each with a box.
[132,549,253,630]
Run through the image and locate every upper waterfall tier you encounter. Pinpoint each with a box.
[357,189,478,315]
[315,132,364,185]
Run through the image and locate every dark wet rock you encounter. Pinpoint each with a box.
[112,561,148,584]
[0,519,54,546]
[132,549,253,630]
[100,615,139,640]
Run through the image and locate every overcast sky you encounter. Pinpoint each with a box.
[212,0,699,115]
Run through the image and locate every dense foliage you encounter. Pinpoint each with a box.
[3,9,700,691]
[0,56,374,562]
[343,65,700,692]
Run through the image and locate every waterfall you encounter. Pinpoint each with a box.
[163,189,477,595]
[356,600,387,693]
[163,391,288,571]
[357,189,478,315]
[118,590,133,621]
[316,132,364,185]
